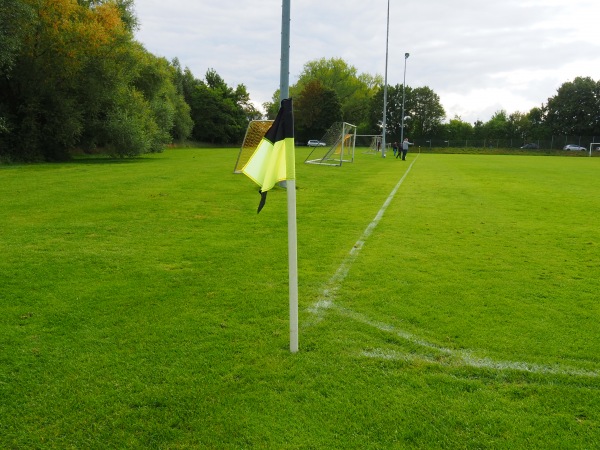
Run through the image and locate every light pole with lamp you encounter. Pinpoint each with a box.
[400,52,409,145]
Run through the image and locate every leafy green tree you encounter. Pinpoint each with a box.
[544,76,600,136]
[76,0,138,31]
[526,106,549,140]
[129,50,195,148]
[182,68,251,144]
[443,115,474,141]
[0,0,191,161]
[368,84,403,139]
[506,111,530,142]
[368,84,445,140]
[482,110,510,139]
[105,87,161,157]
[167,59,194,141]
[409,86,446,138]
[0,0,32,76]
[1,0,135,160]
[294,79,342,142]
[267,57,381,130]
[188,82,232,143]
[472,120,485,141]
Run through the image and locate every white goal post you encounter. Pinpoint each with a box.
[304,122,357,166]
[589,143,600,157]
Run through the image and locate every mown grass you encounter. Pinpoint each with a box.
[1,148,599,448]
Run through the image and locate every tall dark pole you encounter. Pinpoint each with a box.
[280,1,290,100]
[400,52,409,145]
[382,0,390,158]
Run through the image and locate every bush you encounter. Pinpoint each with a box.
[104,89,165,157]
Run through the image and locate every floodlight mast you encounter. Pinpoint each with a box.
[381,0,390,158]
[280,0,298,354]
[280,2,290,99]
[400,52,409,145]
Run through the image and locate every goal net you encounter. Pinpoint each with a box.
[589,143,600,157]
[233,120,273,173]
[305,122,357,166]
[356,135,382,154]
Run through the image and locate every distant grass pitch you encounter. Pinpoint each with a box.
[1,148,599,448]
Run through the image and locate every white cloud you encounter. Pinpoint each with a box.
[133,0,600,123]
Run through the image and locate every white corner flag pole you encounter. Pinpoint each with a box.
[280,0,298,353]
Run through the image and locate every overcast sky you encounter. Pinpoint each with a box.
[133,0,600,124]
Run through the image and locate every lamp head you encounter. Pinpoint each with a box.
[405,53,410,59]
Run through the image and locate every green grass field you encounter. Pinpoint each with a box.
[1,148,599,448]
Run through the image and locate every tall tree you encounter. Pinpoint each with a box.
[409,86,446,138]
[0,0,32,76]
[184,68,252,144]
[443,115,474,141]
[472,120,485,140]
[544,76,600,136]
[506,111,530,141]
[0,0,33,137]
[368,84,445,140]
[526,106,549,140]
[77,0,138,31]
[168,59,194,141]
[294,79,342,142]
[482,110,510,139]
[267,57,381,130]
[0,0,189,161]
[2,0,135,160]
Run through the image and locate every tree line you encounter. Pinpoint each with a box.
[2,1,599,162]
[265,58,600,147]
[0,0,259,162]
[443,76,600,146]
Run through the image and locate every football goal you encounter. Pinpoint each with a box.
[305,122,357,166]
[233,120,273,173]
[589,143,600,157]
[356,135,382,154]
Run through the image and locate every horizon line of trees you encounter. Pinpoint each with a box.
[2,1,599,162]
[440,75,600,145]
[263,58,599,146]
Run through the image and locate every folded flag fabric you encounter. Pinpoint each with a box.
[242,98,295,213]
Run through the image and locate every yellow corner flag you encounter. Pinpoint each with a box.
[242,98,295,213]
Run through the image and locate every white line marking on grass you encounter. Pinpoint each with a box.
[308,156,419,319]
[307,155,599,378]
[342,306,599,378]
[362,348,600,378]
